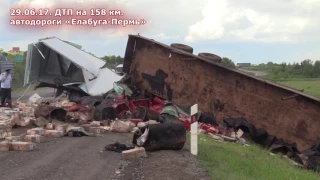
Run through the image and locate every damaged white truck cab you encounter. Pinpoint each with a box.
[24,37,122,101]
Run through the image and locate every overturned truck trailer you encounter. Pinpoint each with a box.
[123,34,320,150]
[24,37,122,100]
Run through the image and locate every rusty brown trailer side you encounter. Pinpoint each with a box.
[123,34,320,150]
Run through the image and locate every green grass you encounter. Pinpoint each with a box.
[188,134,319,180]
[240,68,320,98]
[275,79,320,98]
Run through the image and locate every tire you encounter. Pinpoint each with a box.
[198,53,222,63]
[170,43,193,54]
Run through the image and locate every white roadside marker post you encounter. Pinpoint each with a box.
[190,104,198,156]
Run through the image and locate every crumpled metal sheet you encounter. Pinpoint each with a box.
[34,104,67,122]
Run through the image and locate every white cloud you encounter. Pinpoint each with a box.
[0,0,203,54]
[1,0,319,63]
[185,0,320,43]
[0,1,9,17]
[2,40,30,52]
[154,33,180,40]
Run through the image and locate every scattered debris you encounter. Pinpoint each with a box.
[105,142,134,153]
[110,120,131,133]
[90,126,105,134]
[11,142,35,151]
[46,123,55,130]
[27,128,45,136]
[122,147,147,160]
[0,142,10,151]
[28,93,42,105]
[0,125,12,138]
[33,117,47,127]
[4,136,20,142]
[1,70,317,173]
[44,130,64,137]
[208,133,223,141]
[55,124,69,133]
[24,135,45,143]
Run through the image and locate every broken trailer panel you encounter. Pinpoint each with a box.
[122,34,320,150]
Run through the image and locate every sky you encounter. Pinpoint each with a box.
[1,0,319,64]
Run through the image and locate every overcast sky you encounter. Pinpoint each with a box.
[1,0,319,64]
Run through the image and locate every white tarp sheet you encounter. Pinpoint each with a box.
[40,37,105,76]
[82,68,122,96]
[27,37,122,96]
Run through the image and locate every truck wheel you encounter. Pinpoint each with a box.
[170,43,193,54]
[198,53,222,63]
[69,91,83,103]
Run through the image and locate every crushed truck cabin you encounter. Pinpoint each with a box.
[122,34,320,150]
[24,37,122,100]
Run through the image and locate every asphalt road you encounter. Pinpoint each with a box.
[1,88,210,180]
[238,68,267,76]
[0,131,129,180]
[0,131,209,180]
[12,87,63,102]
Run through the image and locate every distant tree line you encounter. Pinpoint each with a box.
[100,55,237,69]
[101,55,124,69]
[0,51,24,60]
[247,59,320,79]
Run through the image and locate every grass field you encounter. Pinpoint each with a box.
[275,79,320,98]
[240,67,320,98]
[192,134,319,180]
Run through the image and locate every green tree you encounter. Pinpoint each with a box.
[221,57,236,68]
[280,62,286,72]
[110,55,116,65]
[267,62,274,66]
[312,60,320,77]
[117,55,124,64]
[300,59,313,77]
[101,55,124,69]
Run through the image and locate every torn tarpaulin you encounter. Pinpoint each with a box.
[198,112,218,126]
[133,122,186,151]
[269,139,300,155]
[221,117,277,148]
[302,143,320,156]
[300,143,320,172]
